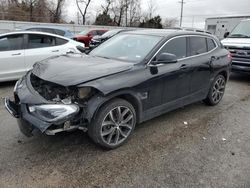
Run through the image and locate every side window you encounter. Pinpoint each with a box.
[97,30,106,35]
[157,37,187,59]
[90,30,98,36]
[189,36,207,56]
[54,29,65,36]
[0,34,23,51]
[28,34,56,49]
[207,38,216,51]
[56,37,68,45]
[40,28,55,34]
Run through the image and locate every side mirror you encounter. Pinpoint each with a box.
[224,32,230,38]
[152,53,178,65]
[87,33,92,37]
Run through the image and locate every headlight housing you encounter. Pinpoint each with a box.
[78,87,92,99]
[28,104,79,123]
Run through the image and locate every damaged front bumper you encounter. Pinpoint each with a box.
[4,73,84,137]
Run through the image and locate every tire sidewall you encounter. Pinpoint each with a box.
[88,99,136,149]
[208,74,226,105]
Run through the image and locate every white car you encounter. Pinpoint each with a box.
[0,31,85,82]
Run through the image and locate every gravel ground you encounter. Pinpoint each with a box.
[0,73,249,188]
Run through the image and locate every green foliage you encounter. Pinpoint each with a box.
[139,15,163,29]
[94,13,116,26]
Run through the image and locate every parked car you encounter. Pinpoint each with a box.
[0,31,85,82]
[73,29,108,47]
[89,29,135,49]
[22,26,74,39]
[221,19,250,74]
[5,29,231,149]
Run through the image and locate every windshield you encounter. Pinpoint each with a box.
[90,34,162,63]
[79,29,90,35]
[101,29,121,38]
[229,20,250,38]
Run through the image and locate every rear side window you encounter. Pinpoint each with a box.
[157,37,187,59]
[189,36,207,56]
[56,37,68,45]
[0,34,23,51]
[28,34,56,49]
[207,38,216,51]
[97,30,106,35]
[54,29,65,36]
[90,30,98,36]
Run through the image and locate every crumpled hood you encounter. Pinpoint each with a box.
[221,38,250,47]
[32,54,133,86]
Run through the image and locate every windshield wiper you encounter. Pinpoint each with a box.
[229,34,250,38]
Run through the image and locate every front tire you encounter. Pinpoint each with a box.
[88,99,136,149]
[204,74,226,106]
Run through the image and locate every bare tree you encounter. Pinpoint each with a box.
[101,0,113,15]
[76,0,92,25]
[25,0,39,21]
[48,0,65,23]
[127,0,141,26]
[111,0,126,26]
[147,0,156,20]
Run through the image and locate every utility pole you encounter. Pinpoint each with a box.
[179,0,185,27]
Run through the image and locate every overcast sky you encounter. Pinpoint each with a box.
[66,0,250,28]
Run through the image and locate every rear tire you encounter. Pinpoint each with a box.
[88,98,136,149]
[204,74,226,106]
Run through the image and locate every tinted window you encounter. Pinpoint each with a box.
[56,37,68,45]
[0,34,23,51]
[189,36,207,56]
[207,38,216,51]
[157,37,187,59]
[28,34,56,49]
[27,28,55,34]
[90,31,98,36]
[54,29,65,36]
[97,30,106,35]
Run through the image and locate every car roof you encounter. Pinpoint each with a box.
[0,31,70,40]
[21,25,70,31]
[124,29,215,38]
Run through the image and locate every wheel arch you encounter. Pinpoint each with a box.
[86,90,143,125]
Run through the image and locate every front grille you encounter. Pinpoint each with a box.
[30,73,73,101]
[225,46,250,67]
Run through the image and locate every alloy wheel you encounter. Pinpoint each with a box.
[101,106,135,146]
[212,76,226,104]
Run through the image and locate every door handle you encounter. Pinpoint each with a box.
[52,50,59,52]
[12,53,21,56]
[210,56,217,62]
[180,64,188,70]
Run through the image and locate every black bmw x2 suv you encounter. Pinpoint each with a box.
[5,29,231,149]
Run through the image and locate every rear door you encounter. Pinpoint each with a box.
[24,34,68,70]
[187,36,214,96]
[0,34,25,81]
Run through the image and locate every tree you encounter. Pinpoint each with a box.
[48,0,65,23]
[94,12,115,26]
[76,0,92,25]
[139,15,163,29]
[163,18,179,28]
[147,0,156,20]
[25,0,39,21]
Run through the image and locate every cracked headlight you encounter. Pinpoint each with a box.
[28,104,79,123]
[78,87,92,99]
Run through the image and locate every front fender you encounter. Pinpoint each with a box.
[85,89,143,124]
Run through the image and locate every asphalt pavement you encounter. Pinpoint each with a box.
[0,73,249,188]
